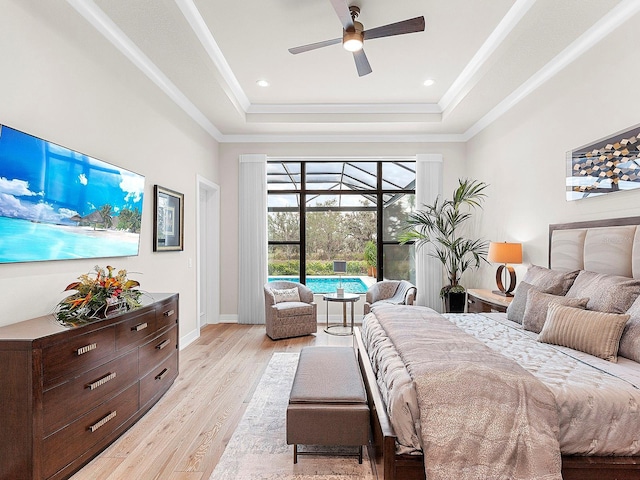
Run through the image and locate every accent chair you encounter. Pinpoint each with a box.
[264,281,317,340]
[364,280,417,314]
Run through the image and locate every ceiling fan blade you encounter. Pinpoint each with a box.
[353,49,372,77]
[363,16,425,40]
[329,0,354,31]
[288,37,342,54]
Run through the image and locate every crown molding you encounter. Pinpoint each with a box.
[439,0,536,118]
[462,0,640,142]
[67,0,640,145]
[246,103,442,114]
[218,133,466,143]
[174,0,250,116]
[65,0,224,142]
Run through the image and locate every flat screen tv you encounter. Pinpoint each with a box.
[0,124,145,264]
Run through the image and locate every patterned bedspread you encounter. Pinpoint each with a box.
[362,305,640,479]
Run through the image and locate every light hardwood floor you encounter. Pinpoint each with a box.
[71,323,355,480]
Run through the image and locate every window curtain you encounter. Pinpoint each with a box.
[415,154,443,312]
[238,154,267,324]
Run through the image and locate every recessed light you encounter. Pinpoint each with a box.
[256,79,270,87]
[423,78,435,87]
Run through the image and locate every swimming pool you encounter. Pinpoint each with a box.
[268,276,368,294]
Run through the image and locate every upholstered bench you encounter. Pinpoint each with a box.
[286,346,370,463]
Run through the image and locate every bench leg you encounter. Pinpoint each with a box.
[359,445,363,464]
[294,444,298,464]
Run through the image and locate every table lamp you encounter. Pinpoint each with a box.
[487,242,522,297]
[333,260,347,297]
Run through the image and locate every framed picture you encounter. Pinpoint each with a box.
[566,123,640,201]
[153,185,184,251]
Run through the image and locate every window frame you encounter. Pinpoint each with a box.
[267,159,416,284]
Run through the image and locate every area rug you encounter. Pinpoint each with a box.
[209,352,375,480]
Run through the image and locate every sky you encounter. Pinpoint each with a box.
[0,125,145,225]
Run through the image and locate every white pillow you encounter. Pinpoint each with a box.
[272,287,300,303]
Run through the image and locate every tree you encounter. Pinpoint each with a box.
[400,178,489,294]
[117,207,142,233]
[99,204,113,229]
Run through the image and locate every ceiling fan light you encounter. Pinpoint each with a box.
[343,31,363,52]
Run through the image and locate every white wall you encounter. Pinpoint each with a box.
[0,2,219,343]
[465,14,640,289]
[218,142,467,319]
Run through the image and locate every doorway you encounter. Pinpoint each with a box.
[197,175,220,331]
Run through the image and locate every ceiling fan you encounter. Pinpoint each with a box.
[288,0,425,77]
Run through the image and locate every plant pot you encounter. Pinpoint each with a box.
[444,291,466,313]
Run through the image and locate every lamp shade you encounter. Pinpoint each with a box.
[488,242,522,264]
[333,260,347,274]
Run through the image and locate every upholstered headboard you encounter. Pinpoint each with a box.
[549,217,640,278]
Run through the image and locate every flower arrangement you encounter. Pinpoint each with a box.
[55,265,142,325]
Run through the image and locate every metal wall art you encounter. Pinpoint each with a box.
[567,124,640,201]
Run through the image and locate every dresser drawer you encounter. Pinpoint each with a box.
[115,308,156,351]
[140,351,178,408]
[42,348,139,436]
[43,326,116,388]
[43,382,139,479]
[155,297,178,332]
[139,326,178,378]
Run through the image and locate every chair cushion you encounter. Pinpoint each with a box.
[272,287,301,303]
[274,302,314,317]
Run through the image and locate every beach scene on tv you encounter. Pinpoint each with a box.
[0,125,145,263]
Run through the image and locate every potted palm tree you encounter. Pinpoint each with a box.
[400,179,489,313]
[364,240,377,277]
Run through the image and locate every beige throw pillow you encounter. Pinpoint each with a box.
[507,281,557,324]
[565,270,640,314]
[538,303,629,362]
[522,265,580,296]
[619,295,640,362]
[272,287,300,303]
[522,289,589,333]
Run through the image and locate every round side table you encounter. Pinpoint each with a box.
[323,292,360,336]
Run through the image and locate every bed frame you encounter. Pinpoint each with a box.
[356,216,640,480]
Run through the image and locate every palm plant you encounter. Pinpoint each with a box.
[400,178,489,297]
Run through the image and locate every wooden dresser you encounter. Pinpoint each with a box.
[0,293,179,480]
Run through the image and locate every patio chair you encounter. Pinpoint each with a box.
[264,281,317,340]
[363,280,417,314]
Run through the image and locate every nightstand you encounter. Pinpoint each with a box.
[467,289,512,313]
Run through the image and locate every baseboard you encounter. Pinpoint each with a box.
[219,314,239,323]
[209,314,355,325]
[179,328,200,350]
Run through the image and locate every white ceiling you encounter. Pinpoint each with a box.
[54,0,639,142]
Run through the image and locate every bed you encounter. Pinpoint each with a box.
[355,216,640,480]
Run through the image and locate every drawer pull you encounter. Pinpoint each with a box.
[163,309,175,317]
[89,411,117,432]
[131,322,148,332]
[76,343,97,356]
[156,339,171,350]
[87,372,117,390]
[155,368,169,381]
